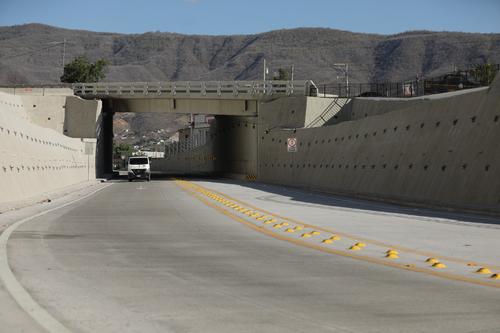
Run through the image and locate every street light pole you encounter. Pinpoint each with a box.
[346,63,349,89]
[47,40,67,74]
[263,59,270,94]
[263,59,267,81]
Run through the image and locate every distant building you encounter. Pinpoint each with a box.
[139,151,165,158]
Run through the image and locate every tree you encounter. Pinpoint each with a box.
[472,63,498,85]
[114,143,133,157]
[273,68,291,80]
[60,56,108,83]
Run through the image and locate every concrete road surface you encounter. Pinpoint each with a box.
[1,179,499,332]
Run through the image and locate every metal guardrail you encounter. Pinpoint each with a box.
[315,64,499,98]
[73,80,312,99]
[315,81,426,98]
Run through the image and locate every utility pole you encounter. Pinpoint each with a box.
[263,59,266,81]
[346,63,349,94]
[190,114,194,149]
[263,59,268,81]
[291,65,294,81]
[346,64,349,88]
[62,38,66,69]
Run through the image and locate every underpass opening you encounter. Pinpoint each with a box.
[75,80,314,180]
[96,98,259,180]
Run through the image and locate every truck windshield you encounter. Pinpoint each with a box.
[129,158,148,165]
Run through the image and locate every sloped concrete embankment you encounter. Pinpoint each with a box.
[0,91,96,206]
[259,76,500,215]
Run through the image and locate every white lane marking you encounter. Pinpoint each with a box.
[0,184,112,333]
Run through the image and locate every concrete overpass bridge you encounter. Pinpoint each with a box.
[72,80,332,178]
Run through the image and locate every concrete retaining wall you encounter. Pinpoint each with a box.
[151,144,215,175]
[64,96,102,138]
[0,87,101,139]
[258,76,500,215]
[0,91,96,205]
[23,95,67,133]
[328,88,489,126]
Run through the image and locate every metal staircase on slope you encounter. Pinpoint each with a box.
[305,97,349,128]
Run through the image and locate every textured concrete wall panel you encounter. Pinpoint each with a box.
[22,95,67,133]
[258,77,500,214]
[64,96,102,138]
[0,91,96,205]
[151,144,215,175]
[259,97,308,129]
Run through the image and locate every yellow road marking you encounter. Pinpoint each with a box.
[175,179,500,289]
[185,180,500,271]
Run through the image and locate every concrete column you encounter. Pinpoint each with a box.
[96,100,114,178]
[214,115,258,178]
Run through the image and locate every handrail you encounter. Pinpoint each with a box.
[306,97,349,128]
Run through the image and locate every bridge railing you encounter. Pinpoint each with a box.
[73,80,312,98]
[315,81,427,98]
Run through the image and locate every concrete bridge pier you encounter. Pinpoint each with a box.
[213,115,258,179]
[96,100,115,178]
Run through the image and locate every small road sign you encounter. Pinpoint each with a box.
[287,137,297,152]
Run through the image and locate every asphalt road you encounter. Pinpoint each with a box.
[3,179,500,332]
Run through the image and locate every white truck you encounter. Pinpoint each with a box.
[128,156,151,182]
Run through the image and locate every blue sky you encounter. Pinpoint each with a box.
[1,0,499,35]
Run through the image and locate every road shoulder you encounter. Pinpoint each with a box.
[0,180,111,332]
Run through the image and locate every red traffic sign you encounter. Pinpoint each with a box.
[287,137,297,152]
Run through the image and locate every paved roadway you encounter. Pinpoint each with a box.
[2,179,500,332]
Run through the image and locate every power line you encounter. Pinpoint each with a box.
[0,42,68,61]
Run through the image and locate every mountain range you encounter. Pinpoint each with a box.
[1,23,500,85]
